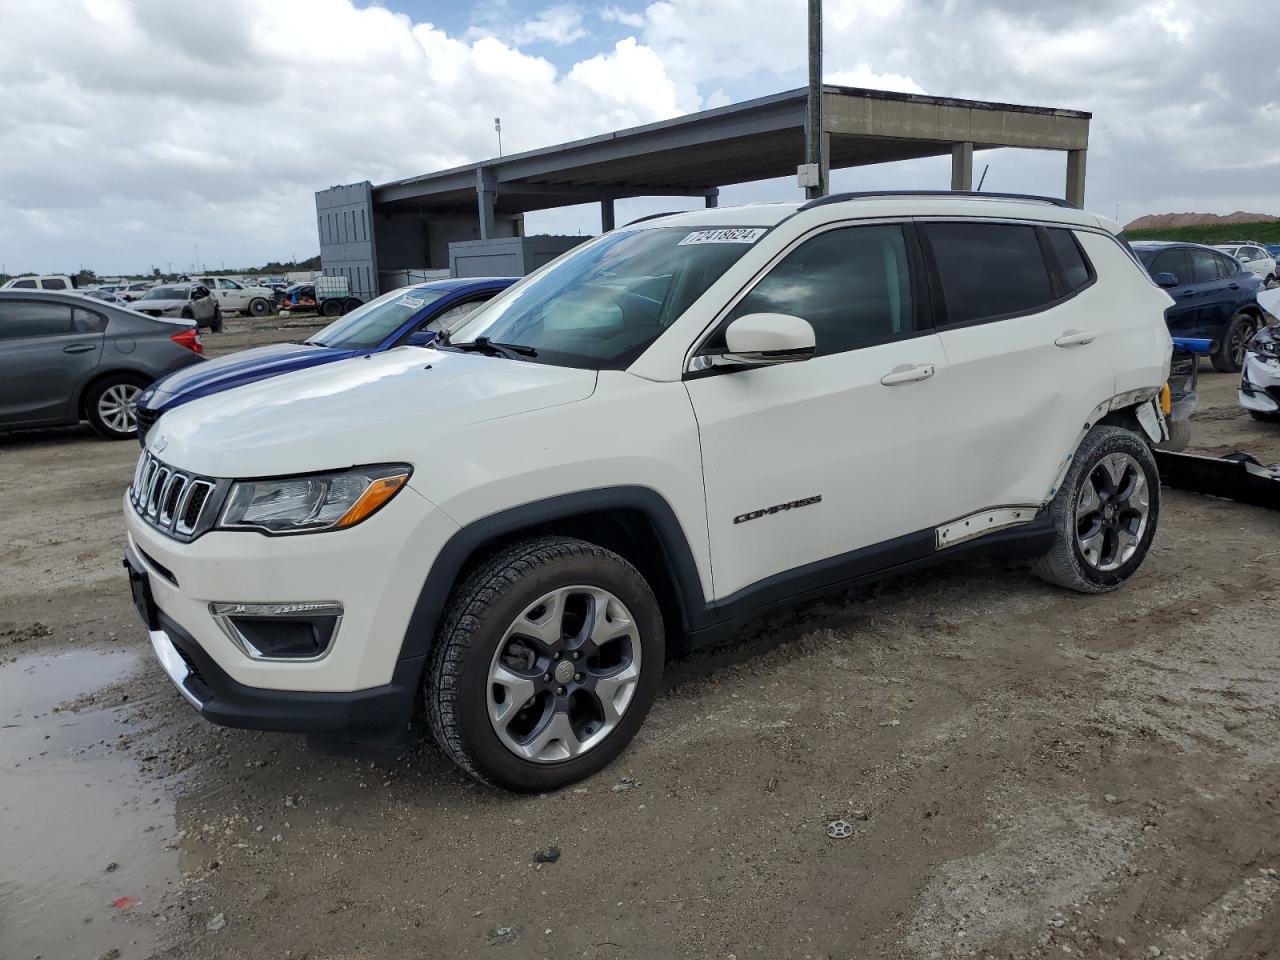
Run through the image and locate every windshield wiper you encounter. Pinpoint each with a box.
[444,336,537,359]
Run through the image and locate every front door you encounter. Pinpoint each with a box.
[685,222,950,602]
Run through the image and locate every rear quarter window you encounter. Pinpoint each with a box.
[1045,228,1094,293]
[921,222,1055,325]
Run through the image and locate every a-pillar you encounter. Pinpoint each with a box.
[1065,149,1087,208]
[951,142,974,191]
[600,198,615,232]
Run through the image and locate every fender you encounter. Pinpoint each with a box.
[396,486,710,663]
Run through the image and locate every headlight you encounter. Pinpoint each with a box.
[1251,333,1280,359]
[218,464,411,534]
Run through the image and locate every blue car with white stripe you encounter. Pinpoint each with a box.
[134,276,516,442]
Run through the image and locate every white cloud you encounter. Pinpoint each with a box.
[600,5,646,28]
[509,5,588,45]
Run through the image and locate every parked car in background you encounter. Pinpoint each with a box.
[1239,324,1280,422]
[133,282,222,331]
[3,274,75,291]
[123,193,1173,791]
[0,290,203,439]
[1265,244,1280,263]
[78,288,133,308]
[1132,240,1265,372]
[192,276,276,317]
[117,281,156,302]
[133,277,516,441]
[1214,243,1277,288]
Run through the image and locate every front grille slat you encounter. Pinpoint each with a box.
[129,450,221,542]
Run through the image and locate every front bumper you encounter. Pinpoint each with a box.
[1240,353,1280,413]
[124,483,459,745]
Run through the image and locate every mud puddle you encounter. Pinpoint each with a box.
[0,649,177,960]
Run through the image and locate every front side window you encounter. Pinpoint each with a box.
[219,279,240,289]
[12,279,36,288]
[1149,249,1189,282]
[445,226,764,369]
[1189,248,1220,284]
[310,286,448,350]
[723,224,914,357]
[923,222,1054,325]
[0,302,74,339]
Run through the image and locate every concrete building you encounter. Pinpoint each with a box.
[316,85,1090,299]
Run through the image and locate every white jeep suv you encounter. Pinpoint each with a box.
[123,192,1174,792]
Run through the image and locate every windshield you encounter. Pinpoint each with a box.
[309,286,448,349]
[444,226,766,369]
[141,286,187,300]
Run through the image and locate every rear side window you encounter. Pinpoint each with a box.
[73,307,107,333]
[0,301,74,339]
[41,278,68,290]
[922,222,1053,325]
[1150,249,1189,283]
[727,223,916,357]
[1045,229,1093,293]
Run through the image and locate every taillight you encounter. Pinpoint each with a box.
[171,327,203,354]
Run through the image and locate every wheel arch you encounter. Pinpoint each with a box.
[399,487,709,666]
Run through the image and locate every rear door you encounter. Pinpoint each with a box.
[0,300,105,425]
[1186,247,1235,339]
[919,220,1116,512]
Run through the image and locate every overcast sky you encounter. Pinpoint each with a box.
[1,0,1277,275]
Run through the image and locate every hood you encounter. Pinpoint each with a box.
[149,347,598,478]
[144,342,346,410]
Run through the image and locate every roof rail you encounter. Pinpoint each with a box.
[798,190,1079,212]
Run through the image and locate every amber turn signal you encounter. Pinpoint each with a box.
[335,473,410,529]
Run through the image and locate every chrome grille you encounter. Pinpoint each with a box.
[128,451,226,542]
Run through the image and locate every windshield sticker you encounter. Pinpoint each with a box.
[677,228,767,246]
[396,295,426,308]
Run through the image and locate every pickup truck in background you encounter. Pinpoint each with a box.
[193,276,276,317]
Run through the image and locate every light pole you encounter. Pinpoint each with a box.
[803,0,825,200]
[495,117,503,157]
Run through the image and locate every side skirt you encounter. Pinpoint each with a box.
[687,510,1054,649]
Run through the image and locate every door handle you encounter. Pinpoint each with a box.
[1179,291,1198,298]
[63,343,97,354]
[1054,329,1096,348]
[880,363,936,386]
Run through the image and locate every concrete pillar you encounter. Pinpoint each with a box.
[951,142,974,191]
[600,198,615,232]
[476,167,496,240]
[704,189,720,209]
[1065,149,1087,208]
[820,130,831,198]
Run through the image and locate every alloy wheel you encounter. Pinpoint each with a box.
[98,383,141,435]
[1229,320,1254,369]
[1074,452,1151,572]
[487,585,642,763]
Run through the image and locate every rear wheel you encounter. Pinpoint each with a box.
[209,305,224,333]
[426,536,664,792]
[1033,426,1160,593]
[342,297,362,314]
[247,297,270,317]
[85,374,148,440]
[320,298,342,317]
[1212,312,1256,373]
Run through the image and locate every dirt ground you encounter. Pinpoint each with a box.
[2,314,1279,960]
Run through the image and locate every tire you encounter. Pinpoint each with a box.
[210,306,224,333]
[1158,417,1191,451]
[343,297,362,314]
[320,299,342,317]
[425,536,664,792]
[1248,410,1280,423]
[84,374,149,440]
[1211,312,1257,373]
[247,297,270,318]
[1032,425,1160,594]
[181,308,194,320]
[1266,274,1278,290]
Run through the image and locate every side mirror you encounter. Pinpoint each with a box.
[403,329,437,347]
[1153,272,1179,289]
[712,313,816,367]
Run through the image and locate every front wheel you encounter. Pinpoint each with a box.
[320,299,342,317]
[1249,410,1280,423]
[1212,312,1257,373]
[85,375,148,440]
[1032,425,1160,593]
[209,306,223,333]
[425,536,664,792]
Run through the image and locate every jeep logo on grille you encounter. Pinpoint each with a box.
[152,435,168,454]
